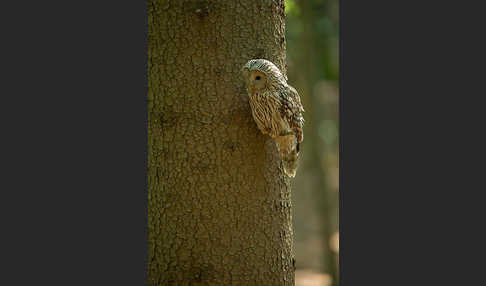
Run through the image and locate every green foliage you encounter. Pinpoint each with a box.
[285,0,339,81]
[285,0,300,16]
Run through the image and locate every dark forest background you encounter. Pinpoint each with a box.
[285,0,339,285]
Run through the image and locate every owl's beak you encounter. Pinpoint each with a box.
[249,82,255,92]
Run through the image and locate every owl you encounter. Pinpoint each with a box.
[241,59,304,177]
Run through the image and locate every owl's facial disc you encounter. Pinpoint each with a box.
[249,71,266,92]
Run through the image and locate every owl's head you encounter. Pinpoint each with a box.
[241,59,286,94]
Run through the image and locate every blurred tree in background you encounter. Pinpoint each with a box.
[285,0,339,285]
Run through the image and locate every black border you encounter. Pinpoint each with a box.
[1,1,147,284]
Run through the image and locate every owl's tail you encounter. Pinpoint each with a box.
[282,148,299,178]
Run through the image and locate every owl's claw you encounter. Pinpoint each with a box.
[279,130,295,136]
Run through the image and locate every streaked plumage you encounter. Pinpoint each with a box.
[241,59,304,177]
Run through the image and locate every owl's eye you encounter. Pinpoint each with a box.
[255,75,261,80]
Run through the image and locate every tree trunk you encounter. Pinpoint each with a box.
[148,1,294,285]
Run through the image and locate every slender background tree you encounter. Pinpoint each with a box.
[148,0,295,285]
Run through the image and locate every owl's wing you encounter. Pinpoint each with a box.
[287,85,305,113]
[279,85,304,145]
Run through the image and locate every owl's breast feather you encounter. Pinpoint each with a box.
[248,92,288,138]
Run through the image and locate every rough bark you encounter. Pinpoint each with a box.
[148,0,294,285]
